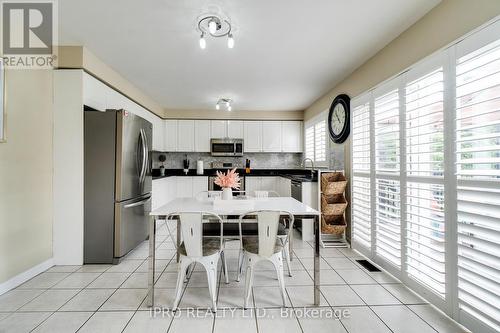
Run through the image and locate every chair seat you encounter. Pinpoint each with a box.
[178,237,220,256]
[203,222,287,237]
[242,237,283,254]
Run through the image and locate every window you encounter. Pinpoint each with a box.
[456,37,500,332]
[304,115,328,165]
[350,19,500,333]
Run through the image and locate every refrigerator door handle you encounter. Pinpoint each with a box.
[123,196,151,209]
[139,129,147,185]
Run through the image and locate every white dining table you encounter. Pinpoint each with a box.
[147,197,321,307]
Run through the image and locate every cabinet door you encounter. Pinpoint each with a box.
[164,120,178,152]
[281,121,303,152]
[177,120,195,152]
[210,120,227,138]
[244,121,262,152]
[176,177,193,198]
[192,177,208,197]
[281,177,291,197]
[166,177,177,202]
[227,120,244,138]
[194,120,210,152]
[261,177,277,192]
[152,117,164,151]
[245,177,261,196]
[262,121,282,152]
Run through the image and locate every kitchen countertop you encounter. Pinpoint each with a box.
[152,168,318,182]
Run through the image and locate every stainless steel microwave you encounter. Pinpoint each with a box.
[210,138,243,156]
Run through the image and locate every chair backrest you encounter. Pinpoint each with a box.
[253,190,280,198]
[239,210,294,257]
[167,212,223,257]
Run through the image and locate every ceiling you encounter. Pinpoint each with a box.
[58,0,440,112]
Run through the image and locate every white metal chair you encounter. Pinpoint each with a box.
[237,210,294,309]
[237,191,293,278]
[166,212,227,312]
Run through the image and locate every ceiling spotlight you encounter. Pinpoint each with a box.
[208,19,218,34]
[216,98,233,111]
[199,33,206,49]
[197,13,234,49]
[227,33,234,49]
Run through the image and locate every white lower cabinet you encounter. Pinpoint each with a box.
[176,177,193,197]
[192,176,208,196]
[277,177,291,197]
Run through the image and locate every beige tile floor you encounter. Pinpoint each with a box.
[0,221,470,333]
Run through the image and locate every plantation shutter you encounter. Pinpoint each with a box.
[305,125,315,160]
[455,34,500,332]
[404,62,446,297]
[314,120,327,162]
[351,97,372,249]
[374,87,401,268]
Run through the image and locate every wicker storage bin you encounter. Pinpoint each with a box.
[322,214,345,226]
[321,172,347,195]
[321,194,346,206]
[322,202,348,216]
[321,217,346,235]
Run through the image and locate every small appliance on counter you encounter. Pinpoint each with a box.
[197,160,204,175]
[245,159,251,173]
[183,155,190,175]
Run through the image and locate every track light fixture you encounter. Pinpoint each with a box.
[216,98,233,111]
[197,12,234,49]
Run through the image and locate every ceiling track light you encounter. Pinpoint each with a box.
[216,98,233,111]
[197,13,234,49]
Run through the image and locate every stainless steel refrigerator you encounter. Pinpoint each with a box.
[84,109,152,263]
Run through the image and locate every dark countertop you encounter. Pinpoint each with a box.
[152,168,318,182]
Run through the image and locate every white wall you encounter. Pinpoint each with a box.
[0,70,54,285]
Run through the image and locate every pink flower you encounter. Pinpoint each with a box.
[214,168,241,189]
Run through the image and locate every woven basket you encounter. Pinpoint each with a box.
[322,214,345,226]
[321,177,347,195]
[321,218,346,235]
[322,203,348,215]
[321,193,346,206]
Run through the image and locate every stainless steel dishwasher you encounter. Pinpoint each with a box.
[291,180,302,202]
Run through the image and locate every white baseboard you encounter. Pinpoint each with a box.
[0,258,54,296]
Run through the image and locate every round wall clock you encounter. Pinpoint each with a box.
[328,94,350,144]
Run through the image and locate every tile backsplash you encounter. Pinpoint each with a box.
[152,152,303,169]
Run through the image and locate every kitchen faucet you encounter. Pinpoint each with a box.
[301,158,315,177]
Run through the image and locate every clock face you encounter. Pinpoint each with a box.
[331,104,346,135]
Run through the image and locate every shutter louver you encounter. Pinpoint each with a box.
[352,176,371,249]
[375,90,400,174]
[315,121,326,162]
[352,102,370,173]
[305,126,314,160]
[456,38,500,332]
[375,179,401,267]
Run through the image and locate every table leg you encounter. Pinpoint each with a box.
[147,216,156,307]
[313,215,320,306]
[289,218,293,261]
[176,219,181,263]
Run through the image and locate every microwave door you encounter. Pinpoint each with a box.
[211,142,235,156]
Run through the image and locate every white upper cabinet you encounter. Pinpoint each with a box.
[152,117,164,151]
[164,120,178,152]
[194,120,210,152]
[262,121,282,152]
[227,120,244,138]
[210,120,227,138]
[83,73,107,111]
[281,121,303,152]
[244,121,263,152]
[177,120,195,152]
